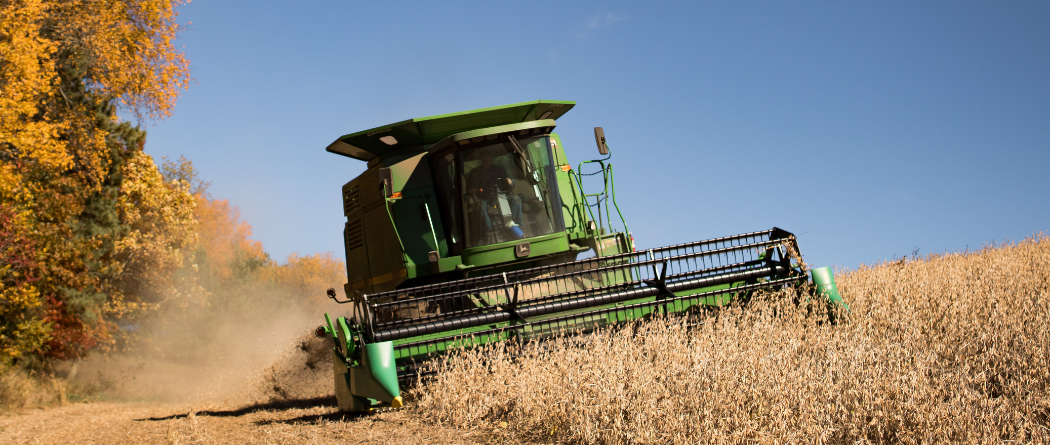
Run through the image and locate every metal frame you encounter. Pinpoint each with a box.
[333,228,807,381]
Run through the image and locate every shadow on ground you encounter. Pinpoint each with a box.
[253,409,373,425]
[135,396,349,422]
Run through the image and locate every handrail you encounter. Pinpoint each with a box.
[607,164,632,250]
[572,143,632,254]
[568,167,604,256]
[567,170,599,225]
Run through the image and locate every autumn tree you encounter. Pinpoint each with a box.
[0,208,48,362]
[145,157,345,359]
[0,0,192,364]
[2,0,345,372]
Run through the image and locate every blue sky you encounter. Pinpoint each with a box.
[143,1,1049,271]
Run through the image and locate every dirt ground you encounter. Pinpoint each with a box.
[0,398,503,445]
[0,329,529,445]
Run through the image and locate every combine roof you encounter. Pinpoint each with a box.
[326,100,575,162]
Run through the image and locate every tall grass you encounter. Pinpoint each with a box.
[0,364,117,410]
[415,235,1050,443]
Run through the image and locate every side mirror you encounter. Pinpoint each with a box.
[594,127,609,155]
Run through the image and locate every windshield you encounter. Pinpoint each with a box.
[447,135,557,249]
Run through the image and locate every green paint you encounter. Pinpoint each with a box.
[811,266,848,310]
[327,101,575,161]
[337,107,594,290]
[323,312,335,339]
[321,100,847,412]
[432,119,557,149]
[460,232,569,267]
[363,341,400,401]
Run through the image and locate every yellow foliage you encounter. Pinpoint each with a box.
[1,0,190,198]
[0,0,345,364]
[266,252,346,306]
[193,196,267,283]
[0,0,191,361]
[0,209,49,363]
[112,151,196,318]
[188,193,345,299]
[0,283,50,362]
[117,151,197,275]
[0,0,69,185]
[51,0,190,120]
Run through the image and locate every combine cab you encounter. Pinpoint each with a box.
[317,100,845,411]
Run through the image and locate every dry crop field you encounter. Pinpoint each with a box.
[416,236,1050,443]
[1,236,1048,444]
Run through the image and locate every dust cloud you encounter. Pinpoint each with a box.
[57,286,348,407]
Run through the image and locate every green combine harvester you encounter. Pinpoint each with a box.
[316,100,844,412]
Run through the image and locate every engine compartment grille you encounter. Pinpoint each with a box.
[343,185,361,215]
[345,218,364,251]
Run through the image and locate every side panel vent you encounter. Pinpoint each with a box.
[345,218,365,251]
[344,185,361,215]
